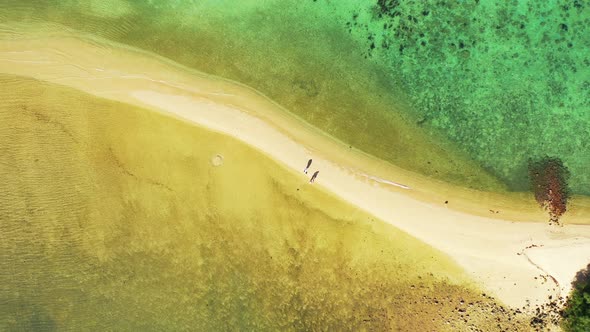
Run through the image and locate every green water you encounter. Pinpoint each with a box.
[353,0,590,194]
[0,75,528,330]
[2,0,587,195]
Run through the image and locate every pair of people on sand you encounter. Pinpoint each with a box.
[303,159,319,183]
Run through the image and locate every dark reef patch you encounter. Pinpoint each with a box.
[528,157,570,225]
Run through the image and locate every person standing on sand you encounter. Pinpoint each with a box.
[310,170,319,183]
[303,159,312,174]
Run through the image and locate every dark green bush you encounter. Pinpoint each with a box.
[562,264,590,331]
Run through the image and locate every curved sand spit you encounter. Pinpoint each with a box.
[1,25,590,310]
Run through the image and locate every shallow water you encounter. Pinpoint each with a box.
[2,0,587,195]
[0,75,528,330]
[0,0,498,194]
[0,1,587,329]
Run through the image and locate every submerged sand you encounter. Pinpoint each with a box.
[1,23,590,309]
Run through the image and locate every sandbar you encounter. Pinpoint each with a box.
[1,22,590,309]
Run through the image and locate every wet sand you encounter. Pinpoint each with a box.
[1,23,590,309]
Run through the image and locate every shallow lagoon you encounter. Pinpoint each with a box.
[0,75,528,330]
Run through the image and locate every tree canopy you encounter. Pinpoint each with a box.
[562,264,590,331]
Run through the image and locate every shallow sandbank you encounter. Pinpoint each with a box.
[1,23,590,309]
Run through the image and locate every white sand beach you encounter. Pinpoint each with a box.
[1,23,590,310]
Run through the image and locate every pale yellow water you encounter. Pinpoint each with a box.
[0,75,531,330]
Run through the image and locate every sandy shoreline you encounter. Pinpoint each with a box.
[2,24,590,309]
